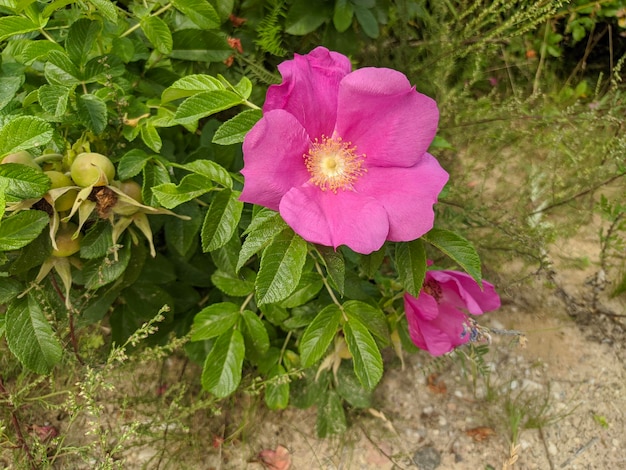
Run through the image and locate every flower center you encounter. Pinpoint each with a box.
[423,279,443,302]
[304,135,366,192]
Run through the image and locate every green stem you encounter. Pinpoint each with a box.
[39,28,57,44]
[120,3,174,38]
[243,100,261,110]
[313,259,347,321]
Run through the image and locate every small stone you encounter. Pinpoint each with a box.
[510,380,519,390]
[548,443,557,455]
[412,446,441,470]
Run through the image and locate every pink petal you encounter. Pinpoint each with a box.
[335,68,439,168]
[240,110,311,211]
[264,47,352,139]
[356,155,448,242]
[279,185,389,254]
[430,270,501,314]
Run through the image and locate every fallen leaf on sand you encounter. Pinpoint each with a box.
[258,444,291,470]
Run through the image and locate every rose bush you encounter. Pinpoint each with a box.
[240,47,449,254]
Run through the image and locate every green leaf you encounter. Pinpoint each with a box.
[171,29,231,62]
[5,294,63,374]
[316,246,345,296]
[191,302,239,341]
[359,246,386,278]
[285,0,332,35]
[0,16,40,41]
[0,163,50,200]
[17,40,64,65]
[333,0,354,32]
[164,202,202,256]
[0,278,21,304]
[280,271,323,308]
[265,364,289,410]
[88,0,117,22]
[38,84,71,118]
[142,163,171,207]
[354,5,379,38]
[395,239,427,297]
[141,16,173,55]
[76,94,107,134]
[44,50,80,85]
[201,329,245,397]
[141,124,163,153]
[0,75,23,111]
[161,74,223,103]
[171,0,220,30]
[0,116,53,158]
[179,159,232,188]
[80,222,113,259]
[316,390,347,437]
[423,228,482,285]
[201,189,243,251]
[233,76,252,99]
[81,240,131,289]
[66,18,102,66]
[240,309,270,356]
[152,173,213,209]
[0,210,48,251]
[344,317,383,390]
[117,149,153,180]
[212,109,262,145]
[343,300,389,345]
[237,210,287,271]
[211,269,255,297]
[299,304,341,367]
[174,90,243,125]
[255,228,308,305]
[335,362,372,408]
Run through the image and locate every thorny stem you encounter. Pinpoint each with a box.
[0,377,37,470]
[313,259,346,320]
[49,274,84,365]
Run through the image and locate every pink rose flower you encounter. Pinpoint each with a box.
[240,46,449,254]
[404,269,501,356]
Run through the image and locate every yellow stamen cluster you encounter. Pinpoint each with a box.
[304,135,366,192]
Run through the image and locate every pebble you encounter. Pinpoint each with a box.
[412,446,441,470]
[548,443,558,455]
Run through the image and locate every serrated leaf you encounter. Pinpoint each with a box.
[161,74,223,103]
[0,75,23,111]
[423,228,482,285]
[0,16,40,41]
[38,84,71,117]
[213,109,262,145]
[18,40,64,65]
[170,29,232,62]
[0,278,21,304]
[142,162,170,207]
[89,0,118,23]
[179,159,232,188]
[174,90,243,125]
[163,202,202,256]
[265,364,289,410]
[343,300,389,345]
[141,16,172,55]
[172,0,220,29]
[395,239,427,297]
[240,309,270,356]
[201,329,245,397]
[237,210,287,271]
[335,362,372,408]
[280,271,323,308]
[0,210,49,251]
[191,302,239,341]
[5,294,63,374]
[354,5,379,38]
[299,304,341,367]
[316,246,345,296]
[117,149,153,180]
[359,246,385,278]
[316,390,347,437]
[344,317,383,390]
[211,269,255,297]
[285,0,332,35]
[333,0,354,32]
[80,222,113,259]
[255,228,308,305]
[0,163,50,200]
[0,116,53,157]
[80,241,131,289]
[44,50,80,85]
[81,54,124,82]
[76,94,107,134]
[201,189,243,251]
[66,18,102,66]
[152,173,213,209]
[233,76,252,99]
